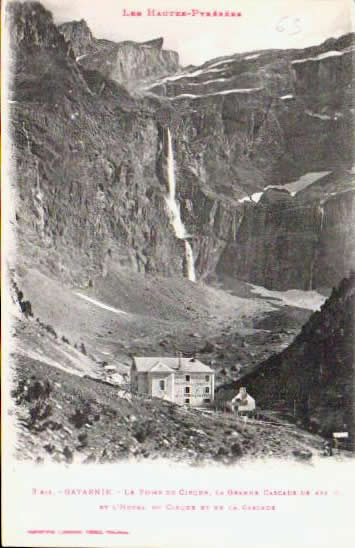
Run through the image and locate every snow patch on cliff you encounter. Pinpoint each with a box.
[306,109,333,121]
[245,54,261,60]
[75,293,129,315]
[155,66,226,84]
[292,46,355,64]
[208,57,235,68]
[248,285,327,311]
[238,171,332,203]
[172,87,263,101]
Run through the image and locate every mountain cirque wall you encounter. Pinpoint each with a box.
[6,1,355,289]
[147,37,355,288]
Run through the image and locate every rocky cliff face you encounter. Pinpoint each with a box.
[6,1,355,290]
[147,37,353,183]
[217,173,355,289]
[57,19,96,58]
[238,273,355,445]
[6,1,72,55]
[58,21,179,91]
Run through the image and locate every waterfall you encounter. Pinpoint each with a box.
[164,129,186,239]
[185,241,196,282]
[164,128,196,282]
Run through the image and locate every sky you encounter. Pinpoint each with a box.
[15,0,354,65]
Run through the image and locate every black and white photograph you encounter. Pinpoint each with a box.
[1,0,355,545]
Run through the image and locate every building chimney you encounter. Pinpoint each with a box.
[178,351,182,369]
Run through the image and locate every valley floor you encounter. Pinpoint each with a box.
[15,267,319,385]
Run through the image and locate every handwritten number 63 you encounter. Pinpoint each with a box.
[276,16,302,35]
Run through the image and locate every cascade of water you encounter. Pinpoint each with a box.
[164,129,187,239]
[185,241,196,282]
[164,128,196,282]
[166,128,176,201]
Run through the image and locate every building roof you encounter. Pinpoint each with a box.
[133,356,214,374]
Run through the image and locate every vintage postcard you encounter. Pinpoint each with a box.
[1,0,355,546]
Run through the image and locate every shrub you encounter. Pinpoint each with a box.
[28,401,53,429]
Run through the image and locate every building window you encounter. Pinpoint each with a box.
[205,375,210,382]
[185,399,190,404]
[204,387,210,394]
[185,375,190,382]
[159,380,165,391]
[203,398,211,404]
[185,386,190,394]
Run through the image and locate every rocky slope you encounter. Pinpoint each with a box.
[231,273,355,447]
[11,323,327,465]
